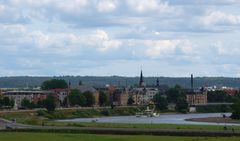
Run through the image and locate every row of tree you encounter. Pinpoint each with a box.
[0,97,14,108]
[67,89,95,107]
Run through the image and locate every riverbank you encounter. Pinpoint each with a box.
[186,117,240,124]
[0,107,144,125]
[1,108,240,131]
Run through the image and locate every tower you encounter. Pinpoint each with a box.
[139,70,145,87]
[156,78,159,87]
[191,74,194,92]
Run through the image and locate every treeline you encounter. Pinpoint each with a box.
[1,76,240,88]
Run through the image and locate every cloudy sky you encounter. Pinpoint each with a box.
[0,0,240,77]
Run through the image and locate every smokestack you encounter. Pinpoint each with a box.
[191,74,193,91]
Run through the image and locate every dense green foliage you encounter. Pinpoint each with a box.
[99,91,108,106]
[231,99,240,119]
[21,98,35,109]
[207,90,232,103]
[196,105,232,113]
[127,96,135,105]
[166,85,186,103]
[83,91,95,107]
[0,97,14,107]
[41,79,68,90]
[153,93,168,110]
[43,94,56,112]
[69,89,86,106]
[175,97,188,113]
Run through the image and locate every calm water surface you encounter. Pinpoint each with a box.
[58,113,240,126]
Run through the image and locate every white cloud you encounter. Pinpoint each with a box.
[126,0,174,13]
[0,4,5,14]
[91,29,122,51]
[97,0,117,12]
[10,0,88,13]
[200,10,240,26]
[55,0,88,13]
[0,26,122,55]
[144,40,193,58]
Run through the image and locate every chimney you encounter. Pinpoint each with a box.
[191,74,193,92]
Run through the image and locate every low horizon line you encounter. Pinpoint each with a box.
[0,75,239,78]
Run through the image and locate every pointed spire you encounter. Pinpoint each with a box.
[139,70,144,87]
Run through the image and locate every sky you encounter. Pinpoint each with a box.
[0,0,240,77]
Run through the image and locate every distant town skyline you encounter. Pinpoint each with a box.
[0,0,240,77]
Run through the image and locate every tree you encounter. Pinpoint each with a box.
[175,97,188,113]
[99,91,108,106]
[83,91,95,107]
[208,90,231,103]
[69,89,81,106]
[41,79,68,90]
[21,98,31,109]
[43,94,56,112]
[127,96,135,105]
[231,99,240,119]
[2,97,11,106]
[166,85,186,103]
[69,89,86,106]
[153,93,168,110]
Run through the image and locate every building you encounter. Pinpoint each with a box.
[49,88,68,106]
[112,88,129,106]
[186,89,208,105]
[186,74,208,105]
[130,87,159,105]
[221,87,239,96]
[129,70,160,105]
[3,90,53,108]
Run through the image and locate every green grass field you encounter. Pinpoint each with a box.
[46,121,240,131]
[0,132,240,141]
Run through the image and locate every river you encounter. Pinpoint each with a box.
[58,113,240,126]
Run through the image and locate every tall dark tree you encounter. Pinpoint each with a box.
[69,89,81,106]
[175,97,188,113]
[68,89,86,106]
[153,93,168,110]
[99,91,108,106]
[127,96,135,105]
[41,79,68,90]
[83,91,95,107]
[166,85,186,103]
[231,99,240,119]
[21,98,31,109]
[2,97,11,106]
[43,94,56,112]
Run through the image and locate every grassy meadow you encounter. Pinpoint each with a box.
[0,132,240,141]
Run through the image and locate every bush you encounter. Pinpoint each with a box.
[100,109,111,116]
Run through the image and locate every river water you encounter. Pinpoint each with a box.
[58,113,240,126]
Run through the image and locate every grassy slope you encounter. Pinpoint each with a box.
[0,132,240,141]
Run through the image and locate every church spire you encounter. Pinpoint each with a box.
[139,70,144,87]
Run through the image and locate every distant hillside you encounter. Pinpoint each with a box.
[0,76,240,89]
